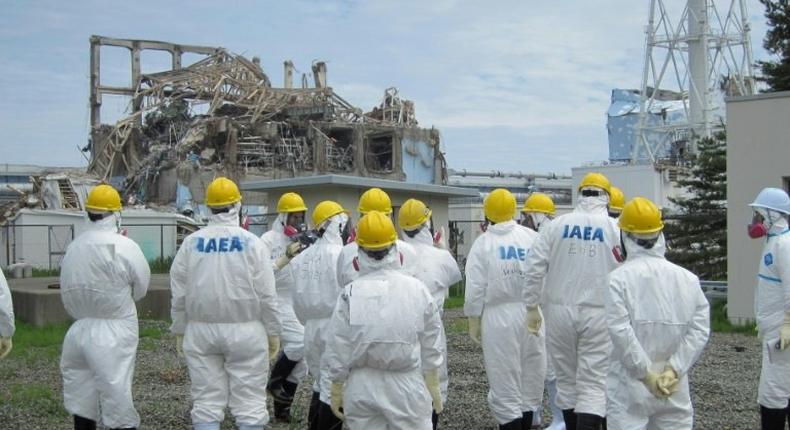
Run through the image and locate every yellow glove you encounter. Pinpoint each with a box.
[0,337,12,359]
[526,306,542,335]
[424,368,444,414]
[658,365,679,396]
[780,312,790,350]
[286,242,303,259]
[468,317,481,345]
[175,335,184,358]
[268,336,280,362]
[330,381,345,420]
[641,370,670,398]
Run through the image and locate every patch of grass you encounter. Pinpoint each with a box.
[444,295,464,309]
[446,317,468,334]
[6,383,67,417]
[138,337,157,351]
[32,267,60,277]
[149,256,174,274]
[9,321,70,362]
[140,325,165,340]
[710,299,757,335]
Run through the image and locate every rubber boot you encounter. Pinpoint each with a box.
[547,379,565,430]
[760,405,788,430]
[522,411,534,429]
[499,417,523,430]
[267,352,299,396]
[576,412,604,430]
[272,380,298,422]
[432,410,439,430]
[562,409,577,430]
[308,391,321,430]
[317,400,343,430]
[74,416,97,430]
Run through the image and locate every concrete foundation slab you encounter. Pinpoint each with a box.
[9,274,172,326]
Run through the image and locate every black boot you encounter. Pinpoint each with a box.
[271,379,298,422]
[522,411,533,429]
[317,400,343,430]
[577,412,604,430]
[267,352,299,394]
[760,405,788,430]
[308,391,321,430]
[562,409,577,430]
[432,410,439,430]
[499,417,523,430]
[74,416,96,430]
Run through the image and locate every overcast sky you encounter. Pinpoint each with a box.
[0,0,772,175]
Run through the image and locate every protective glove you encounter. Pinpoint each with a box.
[424,368,444,414]
[285,241,302,258]
[175,335,184,358]
[468,316,481,345]
[780,312,790,350]
[268,336,280,362]
[0,337,12,359]
[641,370,670,398]
[330,381,345,420]
[526,306,542,335]
[657,365,679,396]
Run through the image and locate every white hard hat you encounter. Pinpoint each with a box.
[749,187,790,214]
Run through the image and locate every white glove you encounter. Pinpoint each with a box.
[0,337,12,359]
[658,365,679,396]
[330,381,345,420]
[424,368,444,414]
[526,306,542,335]
[780,312,790,350]
[175,335,184,358]
[268,336,280,362]
[468,317,481,345]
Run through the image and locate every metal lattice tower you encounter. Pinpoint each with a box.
[632,0,755,164]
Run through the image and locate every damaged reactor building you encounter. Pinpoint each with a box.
[86,35,449,214]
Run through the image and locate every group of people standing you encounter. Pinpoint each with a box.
[0,173,788,430]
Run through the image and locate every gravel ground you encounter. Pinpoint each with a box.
[0,309,761,429]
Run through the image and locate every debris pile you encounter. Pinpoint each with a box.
[87,36,446,208]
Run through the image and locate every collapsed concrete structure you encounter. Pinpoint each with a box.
[87,35,448,213]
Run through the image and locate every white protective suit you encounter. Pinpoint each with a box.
[0,270,13,339]
[402,226,463,404]
[336,238,418,288]
[291,212,349,403]
[605,234,710,430]
[260,213,307,379]
[524,195,620,418]
[60,214,151,428]
[464,220,547,424]
[755,215,790,409]
[170,205,281,428]
[324,248,444,430]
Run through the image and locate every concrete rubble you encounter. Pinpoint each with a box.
[85,35,448,213]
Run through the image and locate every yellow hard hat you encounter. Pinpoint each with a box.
[484,188,517,224]
[277,192,307,213]
[205,177,242,208]
[578,172,611,194]
[609,186,625,212]
[312,200,345,227]
[356,210,398,250]
[619,197,664,234]
[398,198,432,231]
[358,188,392,215]
[522,192,555,215]
[85,184,122,212]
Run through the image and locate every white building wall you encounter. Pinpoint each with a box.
[726,91,790,323]
[571,164,682,209]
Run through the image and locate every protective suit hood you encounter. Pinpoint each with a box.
[402,222,434,246]
[622,232,666,260]
[765,211,790,236]
[269,212,288,235]
[487,220,517,235]
[318,213,348,246]
[576,194,609,214]
[85,212,121,233]
[208,202,241,227]
[357,244,401,276]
